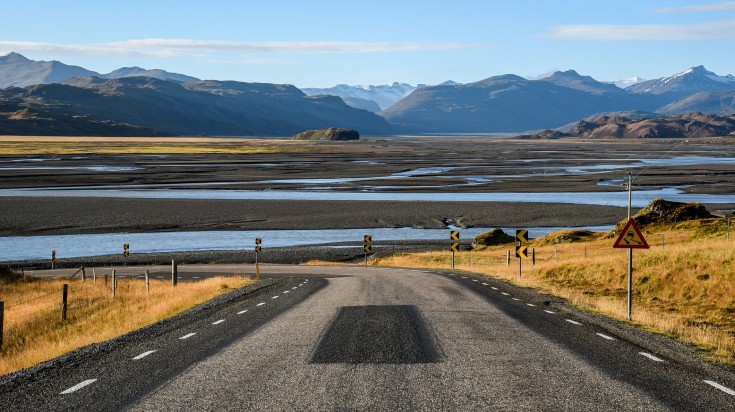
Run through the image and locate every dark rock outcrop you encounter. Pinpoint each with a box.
[292,128,360,141]
[472,228,515,248]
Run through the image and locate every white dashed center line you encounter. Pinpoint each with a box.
[132,350,157,360]
[543,310,556,314]
[704,380,735,396]
[512,298,521,301]
[639,352,664,362]
[292,287,298,289]
[256,302,265,307]
[237,309,248,315]
[565,319,582,325]
[482,283,488,286]
[491,287,499,290]
[272,295,279,299]
[501,292,510,296]
[60,379,97,394]
[596,333,616,341]
[212,319,225,325]
[472,279,478,282]
[179,333,196,340]
[526,303,536,307]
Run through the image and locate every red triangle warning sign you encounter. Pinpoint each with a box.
[613,219,649,249]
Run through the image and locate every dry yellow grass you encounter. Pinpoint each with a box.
[0,139,304,155]
[0,275,253,375]
[374,221,735,363]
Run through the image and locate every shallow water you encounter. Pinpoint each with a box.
[0,226,614,262]
[1,186,734,207]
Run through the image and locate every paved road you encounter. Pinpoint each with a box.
[4,265,735,411]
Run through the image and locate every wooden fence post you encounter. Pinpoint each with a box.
[62,284,68,321]
[506,250,510,266]
[0,300,4,350]
[93,268,96,282]
[172,260,178,287]
[145,270,150,293]
[532,248,536,266]
[112,270,116,298]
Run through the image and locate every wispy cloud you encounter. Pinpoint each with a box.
[0,39,483,59]
[655,2,735,13]
[542,19,735,41]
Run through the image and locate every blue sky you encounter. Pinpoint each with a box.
[1,1,734,87]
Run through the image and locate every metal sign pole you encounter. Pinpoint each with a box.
[627,172,633,321]
[518,242,522,279]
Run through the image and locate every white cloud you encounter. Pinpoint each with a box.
[543,19,735,41]
[0,39,482,59]
[655,2,735,13]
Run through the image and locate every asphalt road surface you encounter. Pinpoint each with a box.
[3,265,735,411]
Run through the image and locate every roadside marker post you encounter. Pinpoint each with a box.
[171,260,178,287]
[255,238,262,279]
[613,172,650,321]
[516,230,528,279]
[364,235,372,266]
[62,284,68,320]
[0,300,4,350]
[123,244,129,266]
[112,270,117,298]
[51,250,56,270]
[450,230,460,270]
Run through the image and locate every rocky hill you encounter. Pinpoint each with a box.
[292,128,360,141]
[519,112,735,139]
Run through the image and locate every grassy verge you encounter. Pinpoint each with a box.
[0,274,253,375]
[0,138,306,155]
[371,219,735,364]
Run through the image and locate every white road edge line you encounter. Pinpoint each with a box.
[212,319,225,325]
[60,379,97,394]
[566,319,582,325]
[132,350,157,360]
[237,309,248,315]
[543,310,556,314]
[256,302,265,307]
[704,380,735,396]
[596,333,616,341]
[179,333,196,340]
[639,352,664,362]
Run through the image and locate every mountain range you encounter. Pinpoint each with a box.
[301,82,421,111]
[380,67,735,133]
[0,52,198,88]
[1,52,734,136]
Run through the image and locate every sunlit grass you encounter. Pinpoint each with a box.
[0,275,253,375]
[0,140,306,155]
